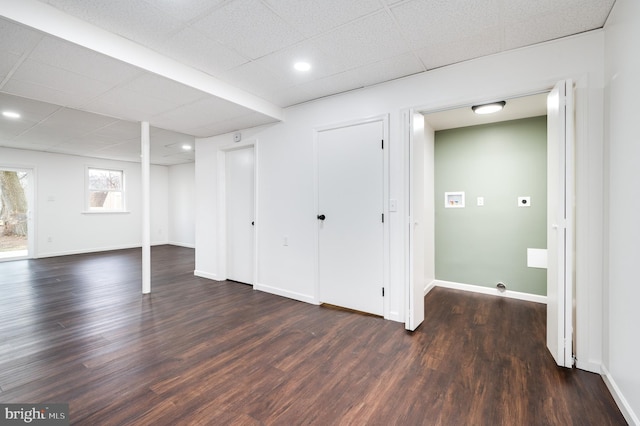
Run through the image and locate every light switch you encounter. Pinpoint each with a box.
[477,197,484,206]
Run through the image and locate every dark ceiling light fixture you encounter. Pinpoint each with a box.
[471,101,506,115]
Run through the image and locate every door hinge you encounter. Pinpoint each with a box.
[381,139,384,149]
[382,287,385,297]
[381,213,384,223]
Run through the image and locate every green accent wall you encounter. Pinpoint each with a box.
[434,116,547,295]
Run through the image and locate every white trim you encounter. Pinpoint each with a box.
[433,280,547,304]
[81,211,131,215]
[575,359,601,374]
[602,366,640,426]
[194,270,221,281]
[424,280,437,296]
[254,282,319,305]
[38,244,140,258]
[168,241,195,249]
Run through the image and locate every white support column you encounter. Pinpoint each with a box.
[141,121,151,294]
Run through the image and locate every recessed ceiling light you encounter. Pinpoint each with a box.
[471,101,506,115]
[2,111,21,119]
[182,144,192,151]
[294,61,311,72]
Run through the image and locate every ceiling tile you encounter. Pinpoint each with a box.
[222,61,292,98]
[0,51,22,83]
[3,79,100,110]
[191,0,305,60]
[0,92,61,124]
[255,41,350,87]
[391,0,502,48]
[27,36,143,86]
[144,27,249,77]
[14,125,72,146]
[415,30,503,70]
[189,111,278,137]
[313,11,409,70]
[0,18,43,56]
[92,120,141,140]
[504,2,616,50]
[263,0,382,37]
[6,59,112,106]
[39,108,120,136]
[151,96,258,134]
[43,0,183,46]
[142,0,226,23]
[83,86,178,121]
[119,73,209,105]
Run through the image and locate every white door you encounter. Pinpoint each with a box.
[226,147,255,284]
[546,79,574,367]
[318,120,384,315]
[407,113,427,330]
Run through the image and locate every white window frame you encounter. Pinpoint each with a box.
[85,167,127,213]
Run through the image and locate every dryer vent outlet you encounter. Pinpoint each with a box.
[496,282,507,292]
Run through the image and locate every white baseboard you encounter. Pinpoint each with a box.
[168,241,195,249]
[423,280,437,296]
[193,270,220,281]
[37,244,140,258]
[575,359,602,374]
[387,310,402,322]
[431,280,547,304]
[254,282,319,305]
[602,366,640,425]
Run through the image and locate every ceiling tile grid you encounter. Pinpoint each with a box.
[191,0,306,60]
[144,26,250,78]
[0,0,617,164]
[43,0,184,47]
[26,36,144,86]
[262,0,383,38]
[0,17,43,57]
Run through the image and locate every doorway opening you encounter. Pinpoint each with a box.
[406,83,575,368]
[0,167,34,261]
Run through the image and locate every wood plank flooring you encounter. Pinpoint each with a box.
[0,246,626,425]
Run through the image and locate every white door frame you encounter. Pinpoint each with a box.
[216,140,258,286]
[402,80,578,350]
[313,114,390,318]
[0,165,36,261]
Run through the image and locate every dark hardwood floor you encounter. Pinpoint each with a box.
[0,246,626,425]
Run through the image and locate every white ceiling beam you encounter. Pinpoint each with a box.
[0,0,284,122]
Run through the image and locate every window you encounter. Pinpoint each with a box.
[87,167,125,212]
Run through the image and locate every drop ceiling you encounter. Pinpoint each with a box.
[0,0,615,165]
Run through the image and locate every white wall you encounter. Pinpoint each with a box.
[196,31,605,364]
[168,162,195,247]
[603,0,640,423]
[0,147,169,257]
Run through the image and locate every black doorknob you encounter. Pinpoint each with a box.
[251,221,254,226]
[317,214,326,221]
